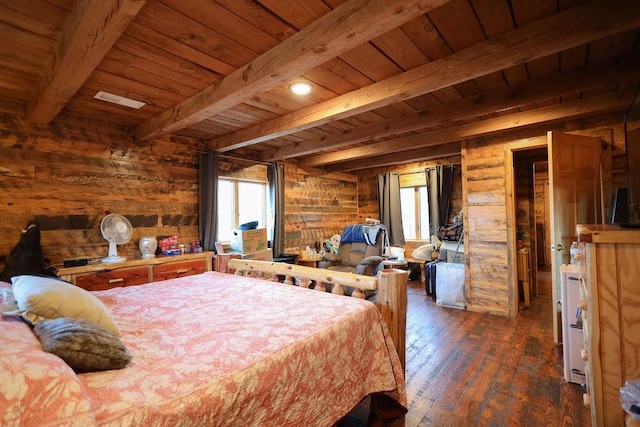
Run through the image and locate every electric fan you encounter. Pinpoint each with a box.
[100,214,133,264]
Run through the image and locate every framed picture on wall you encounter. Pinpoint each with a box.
[215,241,224,254]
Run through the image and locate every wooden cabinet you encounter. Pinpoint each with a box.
[577,224,640,427]
[153,259,208,282]
[75,266,150,291]
[57,252,213,291]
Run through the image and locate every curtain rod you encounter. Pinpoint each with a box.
[398,164,457,176]
[189,150,271,166]
[220,154,271,166]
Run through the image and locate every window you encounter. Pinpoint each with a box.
[400,186,430,240]
[217,178,268,242]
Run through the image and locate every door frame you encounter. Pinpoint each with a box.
[505,136,547,317]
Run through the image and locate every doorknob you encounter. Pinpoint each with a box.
[551,244,563,251]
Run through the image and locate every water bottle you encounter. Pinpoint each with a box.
[570,242,579,264]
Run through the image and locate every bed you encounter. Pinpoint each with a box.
[0,260,407,426]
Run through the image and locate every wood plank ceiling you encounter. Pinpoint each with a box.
[1,0,639,171]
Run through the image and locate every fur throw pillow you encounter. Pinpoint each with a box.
[33,317,132,372]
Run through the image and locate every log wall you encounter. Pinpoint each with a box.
[283,165,359,253]
[0,110,632,320]
[0,113,361,270]
[462,123,625,317]
[462,139,511,316]
[356,158,463,256]
[0,113,207,267]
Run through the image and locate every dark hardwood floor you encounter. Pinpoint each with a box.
[345,275,590,427]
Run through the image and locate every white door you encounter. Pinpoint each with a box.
[548,131,602,343]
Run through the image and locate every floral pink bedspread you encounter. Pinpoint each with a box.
[1,272,406,426]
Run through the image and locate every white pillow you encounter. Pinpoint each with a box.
[411,244,435,260]
[11,275,120,335]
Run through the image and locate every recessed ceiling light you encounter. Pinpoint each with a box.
[93,91,146,109]
[289,82,312,95]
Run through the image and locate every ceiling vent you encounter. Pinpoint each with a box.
[93,91,146,109]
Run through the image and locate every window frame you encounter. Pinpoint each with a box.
[400,184,430,241]
[217,177,269,243]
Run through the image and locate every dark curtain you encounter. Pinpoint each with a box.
[198,152,219,252]
[377,172,405,246]
[268,162,285,257]
[426,165,454,238]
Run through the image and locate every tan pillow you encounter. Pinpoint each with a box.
[11,275,120,335]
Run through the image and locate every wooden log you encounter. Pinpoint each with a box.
[228,259,378,291]
[376,268,408,371]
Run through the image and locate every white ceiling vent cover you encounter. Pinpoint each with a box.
[94,91,146,109]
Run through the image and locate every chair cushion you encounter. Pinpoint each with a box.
[360,255,383,266]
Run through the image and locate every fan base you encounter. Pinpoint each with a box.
[101,255,126,264]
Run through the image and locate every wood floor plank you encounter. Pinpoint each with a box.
[342,272,590,426]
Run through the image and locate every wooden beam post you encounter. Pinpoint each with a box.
[376,268,408,371]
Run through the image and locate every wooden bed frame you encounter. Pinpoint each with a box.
[227,259,408,369]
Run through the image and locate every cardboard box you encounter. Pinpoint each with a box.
[240,248,273,261]
[230,228,268,253]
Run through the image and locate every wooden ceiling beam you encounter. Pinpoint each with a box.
[318,142,463,172]
[211,0,640,152]
[263,57,640,162]
[331,111,626,172]
[25,0,147,124]
[317,90,634,170]
[134,0,452,141]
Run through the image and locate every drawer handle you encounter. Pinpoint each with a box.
[176,269,189,274]
[108,278,124,284]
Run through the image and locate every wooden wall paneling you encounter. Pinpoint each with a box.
[580,230,640,426]
[356,158,462,225]
[466,127,618,318]
[0,113,202,268]
[619,243,640,391]
[283,164,359,252]
[463,139,510,316]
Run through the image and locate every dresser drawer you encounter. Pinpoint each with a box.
[152,259,207,282]
[75,266,150,291]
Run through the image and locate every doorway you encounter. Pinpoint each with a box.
[533,161,552,299]
[507,132,604,343]
[513,147,549,310]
